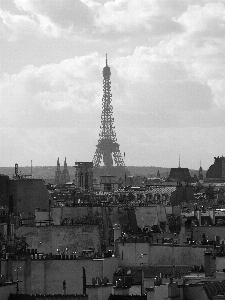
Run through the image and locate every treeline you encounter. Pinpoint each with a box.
[0,165,204,179]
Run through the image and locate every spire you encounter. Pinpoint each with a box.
[199,159,203,179]
[179,153,181,168]
[106,53,108,66]
[199,159,203,171]
[64,157,67,169]
[56,157,60,172]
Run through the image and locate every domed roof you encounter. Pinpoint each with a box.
[206,156,223,178]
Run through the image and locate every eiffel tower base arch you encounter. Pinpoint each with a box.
[93,166,130,180]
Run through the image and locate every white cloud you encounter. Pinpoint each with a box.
[0,7,39,41]
[118,126,225,169]
[9,0,184,39]
[94,0,184,35]
[0,6,61,40]
[1,0,225,168]
[110,1,225,110]
[14,0,94,33]
[0,53,103,127]
[95,0,158,32]
[177,2,225,35]
[2,1,225,120]
[208,79,225,107]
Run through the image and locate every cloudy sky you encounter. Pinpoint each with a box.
[0,0,225,170]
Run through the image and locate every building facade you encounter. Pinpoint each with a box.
[74,162,93,191]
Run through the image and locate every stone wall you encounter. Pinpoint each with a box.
[135,205,167,229]
[216,257,225,271]
[50,206,124,247]
[117,243,212,267]
[0,258,118,295]
[52,206,103,225]
[192,226,225,242]
[51,206,121,226]
[15,225,101,255]
[0,283,16,300]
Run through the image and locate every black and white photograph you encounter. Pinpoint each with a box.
[0,0,225,299]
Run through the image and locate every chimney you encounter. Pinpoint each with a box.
[194,210,201,226]
[204,249,213,277]
[82,267,86,295]
[209,209,215,225]
[113,223,122,255]
[168,280,180,299]
[113,224,122,242]
[146,287,155,300]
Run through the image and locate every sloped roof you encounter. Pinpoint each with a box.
[147,186,177,196]
[203,280,225,300]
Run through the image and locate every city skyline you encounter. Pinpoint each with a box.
[1,0,225,170]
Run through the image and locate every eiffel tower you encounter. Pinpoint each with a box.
[93,55,126,176]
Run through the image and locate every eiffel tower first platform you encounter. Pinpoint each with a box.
[93,55,129,179]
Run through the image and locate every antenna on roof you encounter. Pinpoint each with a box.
[106,53,108,66]
[179,153,181,168]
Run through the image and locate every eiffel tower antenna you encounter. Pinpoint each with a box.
[93,55,125,168]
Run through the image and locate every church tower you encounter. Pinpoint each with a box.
[54,157,71,185]
[62,157,70,183]
[54,157,62,185]
[199,160,203,180]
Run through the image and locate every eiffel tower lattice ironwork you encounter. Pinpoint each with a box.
[93,55,125,168]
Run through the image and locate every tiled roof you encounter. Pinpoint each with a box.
[109,295,147,300]
[147,187,177,196]
[203,281,225,300]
